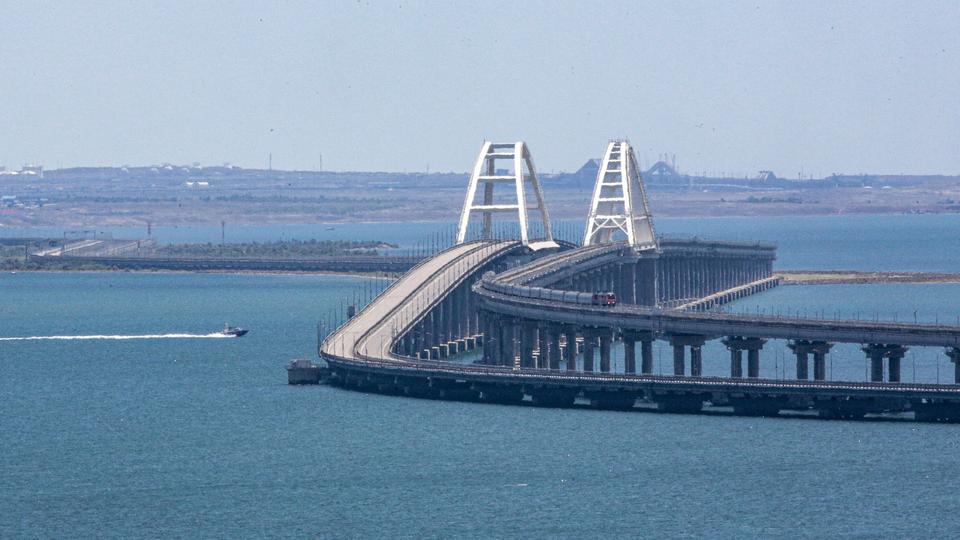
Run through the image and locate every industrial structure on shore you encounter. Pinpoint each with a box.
[312,140,960,422]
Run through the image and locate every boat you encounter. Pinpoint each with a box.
[219,323,248,337]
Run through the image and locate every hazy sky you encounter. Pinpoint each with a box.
[2,1,958,176]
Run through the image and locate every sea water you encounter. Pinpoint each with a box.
[4,216,960,538]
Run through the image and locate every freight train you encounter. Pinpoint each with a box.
[481,273,617,307]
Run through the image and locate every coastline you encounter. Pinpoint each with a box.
[776,270,960,285]
[8,266,960,287]
[3,208,959,230]
[2,267,399,280]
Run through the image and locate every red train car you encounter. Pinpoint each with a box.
[591,292,617,306]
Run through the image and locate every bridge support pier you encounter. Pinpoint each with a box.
[812,342,832,381]
[723,337,765,378]
[641,338,654,374]
[947,348,960,384]
[599,330,613,373]
[866,345,884,382]
[788,340,812,380]
[747,348,761,378]
[622,331,654,374]
[521,321,537,369]
[623,335,636,374]
[429,311,439,349]
[547,325,562,370]
[888,346,905,383]
[668,334,707,377]
[582,329,597,372]
[562,325,578,371]
[672,345,684,375]
[537,324,550,369]
[729,348,742,378]
[863,344,908,383]
[502,319,517,368]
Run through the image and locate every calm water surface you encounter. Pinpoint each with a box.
[4,216,960,538]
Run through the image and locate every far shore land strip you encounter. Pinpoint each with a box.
[3,236,960,286]
[776,271,960,285]
[4,166,960,283]
[2,164,960,228]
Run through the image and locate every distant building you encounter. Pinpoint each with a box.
[756,170,778,182]
[1,195,17,207]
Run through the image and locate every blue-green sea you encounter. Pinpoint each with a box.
[4,215,960,538]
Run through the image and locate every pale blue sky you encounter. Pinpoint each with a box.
[2,1,958,176]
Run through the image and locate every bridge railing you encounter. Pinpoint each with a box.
[358,241,521,358]
[321,242,465,349]
[322,240,521,359]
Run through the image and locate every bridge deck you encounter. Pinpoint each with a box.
[323,241,519,362]
[481,245,960,347]
[322,242,960,403]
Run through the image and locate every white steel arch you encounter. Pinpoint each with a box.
[456,141,554,247]
[582,140,658,250]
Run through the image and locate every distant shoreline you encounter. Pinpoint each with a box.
[7,267,960,287]
[2,267,398,280]
[777,270,960,285]
[4,208,960,229]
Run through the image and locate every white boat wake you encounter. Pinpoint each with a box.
[0,333,233,341]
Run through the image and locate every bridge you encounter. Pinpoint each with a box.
[319,140,960,422]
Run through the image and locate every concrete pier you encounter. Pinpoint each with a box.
[747,347,762,378]
[641,338,654,375]
[521,321,537,369]
[889,345,906,382]
[812,342,832,381]
[788,340,812,380]
[723,337,765,378]
[537,324,550,369]
[562,325,578,371]
[668,334,707,377]
[623,335,637,374]
[582,330,596,372]
[947,348,960,384]
[691,345,703,377]
[598,330,612,372]
[863,344,908,383]
[547,325,562,370]
[622,330,654,375]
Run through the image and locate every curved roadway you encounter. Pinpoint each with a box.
[320,241,960,401]
[322,240,520,363]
